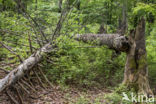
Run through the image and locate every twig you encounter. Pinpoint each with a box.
[15,87,24,104]
[18,82,30,94]
[0,29,24,36]
[0,41,23,63]
[38,66,54,88]
[28,33,33,54]
[0,67,10,73]
[51,0,79,40]
[16,1,49,43]
[21,79,36,92]
[6,91,19,104]
[24,73,35,88]
[74,46,101,48]
[33,69,46,89]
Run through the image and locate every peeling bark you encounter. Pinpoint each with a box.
[0,43,54,92]
[75,33,130,52]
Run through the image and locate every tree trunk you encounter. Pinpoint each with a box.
[74,33,130,52]
[58,0,62,13]
[119,0,127,35]
[0,43,54,92]
[98,23,107,34]
[123,17,153,96]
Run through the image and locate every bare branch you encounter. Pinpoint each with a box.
[0,43,54,92]
[0,41,23,63]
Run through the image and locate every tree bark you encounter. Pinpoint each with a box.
[0,43,54,92]
[123,17,153,96]
[74,33,130,52]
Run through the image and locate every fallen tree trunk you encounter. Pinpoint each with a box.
[0,43,54,92]
[74,33,130,52]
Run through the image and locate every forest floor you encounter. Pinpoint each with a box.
[0,83,112,104]
[0,70,112,104]
[0,60,113,104]
[29,86,111,104]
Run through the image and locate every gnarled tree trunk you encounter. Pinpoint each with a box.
[123,17,153,96]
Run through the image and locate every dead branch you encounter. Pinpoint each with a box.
[15,86,24,104]
[33,69,46,89]
[0,41,23,63]
[6,91,19,104]
[0,68,10,74]
[38,65,54,88]
[0,43,54,92]
[18,82,30,94]
[21,79,36,92]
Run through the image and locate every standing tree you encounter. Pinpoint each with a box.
[59,0,62,13]
[123,17,153,96]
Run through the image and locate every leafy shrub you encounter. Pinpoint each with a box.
[43,35,125,88]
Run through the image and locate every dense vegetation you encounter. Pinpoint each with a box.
[0,0,156,103]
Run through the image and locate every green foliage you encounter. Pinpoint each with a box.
[0,0,156,103]
[130,3,156,27]
[0,0,16,10]
[0,11,40,70]
[105,84,137,104]
[42,36,125,87]
[133,3,156,17]
[104,93,123,104]
[147,26,156,88]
